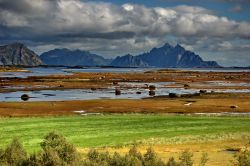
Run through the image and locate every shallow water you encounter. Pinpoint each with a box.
[0,87,198,102]
[1,84,250,102]
[63,67,155,73]
[1,67,249,78]
[0,67,71,78]
[205,81,250,87]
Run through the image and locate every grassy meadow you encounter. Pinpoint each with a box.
[0,114,249,151]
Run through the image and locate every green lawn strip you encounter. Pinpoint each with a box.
[0,114,249,152]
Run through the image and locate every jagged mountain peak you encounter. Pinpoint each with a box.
[0,43,44,66]
[162,43,173,49]
[112,42,220,68]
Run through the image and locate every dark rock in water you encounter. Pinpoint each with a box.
[0,43,44,66]
[91,88,97,91]
[149,90,155,96]
[136,91,142,94]
[149,85,156,90]
[21,94,29,101]
[40,48,111,66]
[199,90,207,93]
[169,93,179,98]
[115,89,121,95]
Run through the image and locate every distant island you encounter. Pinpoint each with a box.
[0,42,220,68]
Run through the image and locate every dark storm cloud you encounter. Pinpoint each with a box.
[0,0,31,13]
[57,31,135,40]
[0,0,249,66]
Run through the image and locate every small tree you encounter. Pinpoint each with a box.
[4,138,27,165]
[199,152,208,166]
[179,150,193,166]
[234,149,250,166]
[143,147,165,166]
[40,132,80,165]
[167,157,179,166]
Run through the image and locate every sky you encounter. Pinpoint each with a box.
[0,0,250,67]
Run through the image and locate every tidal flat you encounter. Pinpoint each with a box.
[0,67,250,165]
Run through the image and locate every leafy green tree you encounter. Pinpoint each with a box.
[40,132,80,166]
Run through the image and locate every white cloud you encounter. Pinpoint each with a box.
[0,0,250,66]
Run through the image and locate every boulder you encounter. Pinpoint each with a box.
[21,94,29,101]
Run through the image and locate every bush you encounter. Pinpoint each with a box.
[199,152,208,166]
[40,132,80,166]
[234,149,250,166]
[179,150,193,166]
[3,138,27,165]
[21,153,40,166]
[167,157,179,166]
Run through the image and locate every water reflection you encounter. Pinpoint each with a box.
[1,86,250,102]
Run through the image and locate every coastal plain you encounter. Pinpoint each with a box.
[0,68,250,165]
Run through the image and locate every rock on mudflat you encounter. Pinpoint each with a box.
[21,94,29,101]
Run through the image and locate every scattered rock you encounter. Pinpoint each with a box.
[199,90,207,94]
[184,84,190,88]
[59,84,64,87]
[113,82,118,85]
[169,93,180,98]
[21,94,29,101]
[136,91,142,94]
[91,88,97,91]
[230,105,238,109]
[149,85,156,90]
[115,89,121,95]
[149,90,155,96]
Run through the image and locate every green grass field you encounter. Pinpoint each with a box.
[0,114,250,151]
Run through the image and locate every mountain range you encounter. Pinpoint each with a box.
[111,43,219,68]
[0,42,220,68]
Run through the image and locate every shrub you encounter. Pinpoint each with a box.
[167,157,179,166]
[3,138,27,165]
[199,152,208,166]
[179,150,193,166]
[21,153,40,166]
[40,132,80,166]
[234,149,250,166]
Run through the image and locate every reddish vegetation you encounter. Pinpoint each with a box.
[0,92,249,117]
[0,69,250,117]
